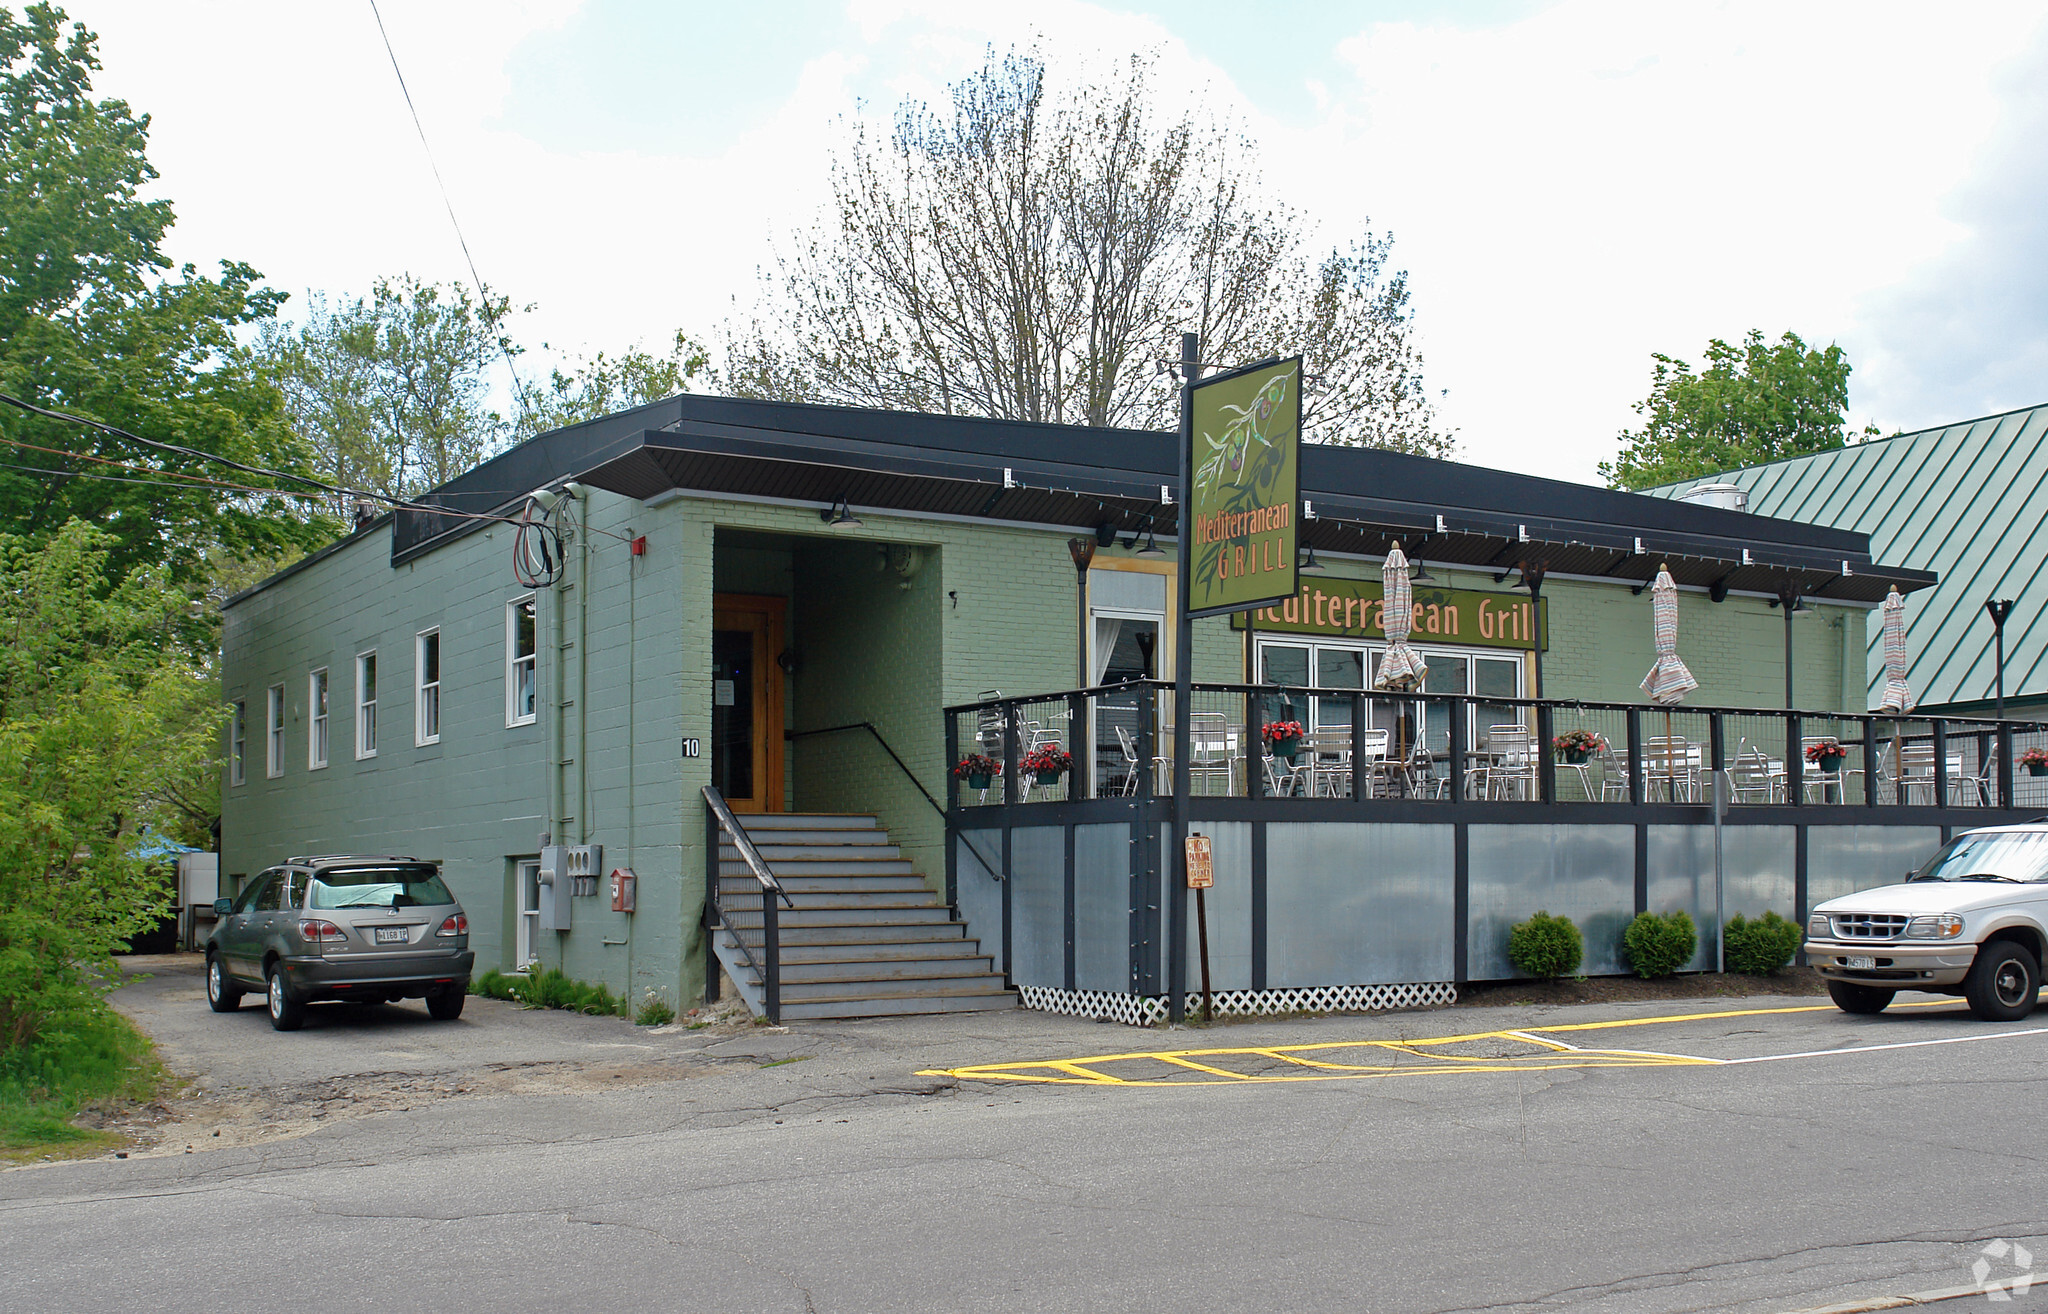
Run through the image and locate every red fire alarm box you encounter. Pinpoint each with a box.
[609,867,636,913]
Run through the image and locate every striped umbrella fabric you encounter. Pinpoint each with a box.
[1375,541,1427,691]
[1640,565,1700,706]
[1877,586,1913,713]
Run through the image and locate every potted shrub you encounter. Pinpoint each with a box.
[952,753,1001,790]
[2021,747,2048,778]
[1805,740,1848,774]
[1263,720,1306,762]
[1552,728,1604,764]
[1022,743,1072,784]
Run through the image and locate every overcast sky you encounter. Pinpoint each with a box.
[68,0,2048,484]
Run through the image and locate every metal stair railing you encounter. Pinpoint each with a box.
[788,720,1004,890]
[702,785,796,1024]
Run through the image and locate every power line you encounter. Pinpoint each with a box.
[0,390,634,540]
[365,0,536,426]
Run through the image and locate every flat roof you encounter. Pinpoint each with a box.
[229,392,1934,609]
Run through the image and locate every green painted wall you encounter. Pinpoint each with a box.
[222,490,1869,1016]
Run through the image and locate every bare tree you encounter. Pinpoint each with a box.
[723,48,1451,454]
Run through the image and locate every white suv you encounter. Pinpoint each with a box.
[1805,825,2048,1021]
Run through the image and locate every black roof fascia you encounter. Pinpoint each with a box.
[379,391,1926,590]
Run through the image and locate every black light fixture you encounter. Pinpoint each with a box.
[1134,530,1166,558]
[1409,557,1435,584]
[820,497,862,529]
[1299,543,1328,575]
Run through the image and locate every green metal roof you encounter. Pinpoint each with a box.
[1647,402,2048,713]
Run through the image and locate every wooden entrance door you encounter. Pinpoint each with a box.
[711,594,785,812]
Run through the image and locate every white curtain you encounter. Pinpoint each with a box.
[1092,617,1124,684]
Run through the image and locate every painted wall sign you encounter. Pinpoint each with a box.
[1230,578,1548,651]
[1185,356,1301,619]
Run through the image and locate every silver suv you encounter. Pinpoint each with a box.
[1806,825,2048,1021]
[206,856,474,1031]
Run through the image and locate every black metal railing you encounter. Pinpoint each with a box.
[943,680,2048,813]
[701,785,794,1024]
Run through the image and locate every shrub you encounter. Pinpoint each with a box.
[1507,911,1583,979]
[1623,910,1698,978]
[635,990,676,1027]
[1724,911,1802,976]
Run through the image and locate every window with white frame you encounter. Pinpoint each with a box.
[308,668,329,769]
[266,684,285,778]
[229,700,246,786]
[416,628,442,745]
[355,650,378,758]
[507,596,537,726]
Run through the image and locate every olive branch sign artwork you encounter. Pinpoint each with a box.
[1195,363,1298,496]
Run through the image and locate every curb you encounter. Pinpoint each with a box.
[1780,1281,2005,1313]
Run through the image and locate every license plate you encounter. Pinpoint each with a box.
[1844,955,1876,970]
[375,927,408,944]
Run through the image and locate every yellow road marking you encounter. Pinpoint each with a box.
[917,999,1971,1088]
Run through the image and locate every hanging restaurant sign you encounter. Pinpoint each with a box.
[1185,356,1301,619]
[1229,577,1548,652]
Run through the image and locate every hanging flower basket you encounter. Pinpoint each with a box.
[953,753,1001,790]
[2020,748,2048,777]
[1263,720,1306,762]
[1022,743,1072,784]
[1805,741,1847,774]
[1552,728,1605,764]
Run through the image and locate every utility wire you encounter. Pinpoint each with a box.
[0,391,633,540]
[366,0,536,427]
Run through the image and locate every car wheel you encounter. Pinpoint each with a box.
[1827,981,1895,1014]
[1964,941,2040,1022]
[206,955,242,1013]
[425,988,465,1021]
[266,965,306,1032]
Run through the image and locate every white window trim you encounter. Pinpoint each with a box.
[415,626,442,747]
[308,668,329,770]
[265,684,286,778]
[229,699,246,787]
[506,594,538,728]
[355,649,378,760]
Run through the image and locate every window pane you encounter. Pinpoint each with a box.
[421,632,440,684]
[515,599,536,660]
[1316,648,1364,690]
[517,664,536,720]
[1473,657,1519,699]
[362,654,377,702]
[1261,644,1309,687]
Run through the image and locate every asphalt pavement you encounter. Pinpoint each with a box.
[4,956,2045,1313]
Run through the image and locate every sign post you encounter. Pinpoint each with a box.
[1186,834,1214,1023]
[1170,346,1303,1025]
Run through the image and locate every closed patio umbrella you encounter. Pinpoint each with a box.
[1641,565,1699,706]
[1877,586,1913,713]
[1375,541,1427,692]
[1641,565,1699,803]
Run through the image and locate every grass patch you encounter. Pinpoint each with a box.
[757,1055,809,1069]
[471,968,631,1018]
[0,1005,166,1162]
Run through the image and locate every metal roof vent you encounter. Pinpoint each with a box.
[1676,482,1748,513]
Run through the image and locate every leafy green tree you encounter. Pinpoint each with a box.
[1600,330,1871,490]
[725,48,1450,454]
[520,330,708,435]
[0,522,205,1048]
[253,275,525,520]
[0,4,330,582]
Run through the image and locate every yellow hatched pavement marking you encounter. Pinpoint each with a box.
[916,1001,1961,1088]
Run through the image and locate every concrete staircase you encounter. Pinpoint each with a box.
[709,812,1015,1021]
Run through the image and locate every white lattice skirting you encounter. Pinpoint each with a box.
[1016,981,1458,1027]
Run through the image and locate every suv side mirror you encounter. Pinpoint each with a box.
[213,898,234,916]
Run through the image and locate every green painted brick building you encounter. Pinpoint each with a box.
[220,394,1925,1011]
